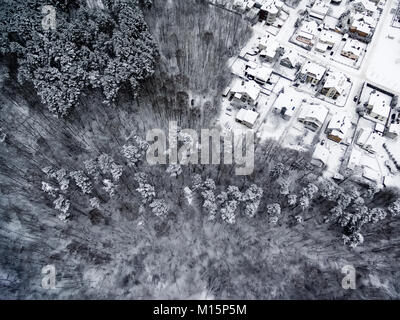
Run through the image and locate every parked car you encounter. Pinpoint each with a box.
[353,95,358,102]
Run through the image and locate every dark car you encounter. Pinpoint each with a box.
[353,96,358,102]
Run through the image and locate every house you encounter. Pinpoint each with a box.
[315,42,329,53]
[230,81,261,106]
[341,39,362,61]
[259,0,284,25]
[311,144,330,167]
[356,128,380,153]
[235,108,260,128]
[298,104,329,131]
[387,123,400,139]
[310,0,330,20]
[245,66,273,85]
[326,113,351,142]
[273,91,299,120]
[320,71,347,100]
[374,122,385,136]
[349,20,372,38]
[259,35,280,61]
[300,61,326,85]
[367,91,391,123]
[319,31,336,48]
[296,20,319,46]
[353,0,376,16]
[280,50,299,68]
[347,148,362,170]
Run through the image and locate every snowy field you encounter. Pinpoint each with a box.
[366,12,400,94]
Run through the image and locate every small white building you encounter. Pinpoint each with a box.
[230,81,261,106]
[356,129,381,153]
[310,0,330,20]
[341,39,363,61]
[259,0,284,25]
[367,92,391,123]
[348,148,362,170]
[300,61,327,85]
[259,35,280,61]
[353,0,377,16]
[387,123,400,139]
[296,20,320,46]
[280,50,300,68]
[235,108,260,128]
[298,104,329,131]
[311,144,330,167]
[319,31,336,48]
[273,91,299,120]
[326,113,351,142]
[245,66,273,86]
[320,71,347,100]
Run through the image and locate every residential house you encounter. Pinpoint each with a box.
[259,0,284,25]
[353,0,376,16]
[245,66,273,85]
[259,35,280,61]
[315,42,329,53]
[356,128,380,153]
[347,148,362,170]
[300,61,326,85]
[273,91,299,120]
[320,71,347,100]
[341,39,362,61]
[310,0,330,20]
[280,50,299,68]
[235,108,260,128]
[230,81,261,106]
[319,30,336,49]
[296,20,319,46]
[311,144,330,167]
[367,91,391,123]
[387,123,400,139]
[298,104,329,131]
[350,20,372,38]
[326,112,351,142]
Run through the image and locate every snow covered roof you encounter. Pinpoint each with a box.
[231,81,261,101]
[388,123,400,135]
[300,20,319,37]
[342,39,362,57]
[323,71,347,94]
[301,61,326,80]
[369,92,390,119]
[259,36,280,58]
[319,31,336,45]
[281,50,299,65]
[354,0,377,12]
[236,108,259,125]
[363,166,381,183]
[246,66,273,83]
[374,122,385,133]
[353,13,376,26]
[351,20,372,35]
[298,104,329,124]
[348,148,362,170]
[312,144,330,165]
[328,112,351,136]
[310,0,329,19]
[315,42,328,52]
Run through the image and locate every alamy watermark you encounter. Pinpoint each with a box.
[146,121,255,175]
[341,265,356,290]
[41,5,57,31]
[41,264,56,289]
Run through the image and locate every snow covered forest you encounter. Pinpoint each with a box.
[1,0,400,299]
